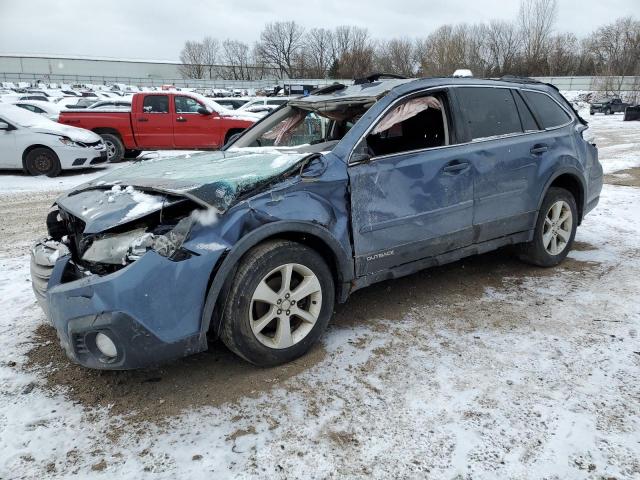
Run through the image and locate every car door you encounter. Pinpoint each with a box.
[173,95,219,148]
[348,90,475,276]
[0,119,18,168]
[452,86,542,242]
[131,94,174,148]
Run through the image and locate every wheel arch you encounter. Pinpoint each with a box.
[92,127,122,139]
[538,169,586,224]
[199,221,354,345]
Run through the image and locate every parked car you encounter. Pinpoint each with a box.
[589,98,630,115]
[30,76,602,370]
[215,97,251,110]
[13,100,62,121]
[87,99,132,110]
[63,98,99,109]
[1,94,49,103]
[0,104,107,177]
[239,97,291,113]
[58,92,260,162]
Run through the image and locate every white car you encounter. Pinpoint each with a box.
[13,100,62,121]
[239,97,291,113]
[0,104,107,177]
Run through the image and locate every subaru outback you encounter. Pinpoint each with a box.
[31,75,603,369]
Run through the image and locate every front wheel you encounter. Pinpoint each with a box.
[220,240,335,366]
[25,147,62,177]
[518,187,577,267]
[100,133,125,163]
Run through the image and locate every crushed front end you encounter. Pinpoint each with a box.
[30,189,226,369]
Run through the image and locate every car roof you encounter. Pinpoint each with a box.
[15,99,59,110]
[291,76,555,107]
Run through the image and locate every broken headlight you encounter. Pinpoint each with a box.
[81,216,194,266]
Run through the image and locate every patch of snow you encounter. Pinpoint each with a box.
[193,242,226,252]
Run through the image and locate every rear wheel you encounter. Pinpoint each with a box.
[220,240,335,366]
[604,107,612,115]
[24,147,62,177]
[518,187,577,267]
[100,133,125,163]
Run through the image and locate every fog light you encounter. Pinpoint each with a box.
[95,332,117,358]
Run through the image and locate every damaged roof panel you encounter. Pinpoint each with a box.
[289,79,412,107]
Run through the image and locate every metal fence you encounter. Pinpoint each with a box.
[1,70,639,92]
[532,76,640,91]
[0,71,351,90]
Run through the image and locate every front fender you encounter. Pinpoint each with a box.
[198,219,354,346]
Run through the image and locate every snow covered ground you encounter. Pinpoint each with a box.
[0,109,639,479]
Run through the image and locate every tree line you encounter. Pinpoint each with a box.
[179,0,640,81]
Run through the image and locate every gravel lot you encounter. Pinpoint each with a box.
[0,110,638,479]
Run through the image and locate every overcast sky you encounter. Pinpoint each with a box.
[0,0,637,61]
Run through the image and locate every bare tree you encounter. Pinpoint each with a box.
[257,21,305,78]
[305,28,333,78]
[179,40,206,79]
[177,13,639,82]
[546,33,580,75]
[222,40,253,80]
[517,0,558,74]
[201,36,220,79]
[333,27,375,78]
[376,38,415,76]
[483,20,521,76]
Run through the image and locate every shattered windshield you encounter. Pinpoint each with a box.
[230,104,369,154]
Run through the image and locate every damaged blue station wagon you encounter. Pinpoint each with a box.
[31,75,603,369]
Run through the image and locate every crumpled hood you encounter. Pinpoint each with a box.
[32,121,102,143]
[56,185,183,234]
[58,150,310,230]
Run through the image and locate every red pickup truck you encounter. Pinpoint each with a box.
[58,92,259,162]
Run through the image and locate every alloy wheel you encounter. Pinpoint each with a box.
[249,263,322,349]
[33,153,52,173]
[543,200,573,255]
[105,140,116,160]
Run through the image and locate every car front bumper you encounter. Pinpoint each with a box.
[54,142,108,170]
[30,239,219,369]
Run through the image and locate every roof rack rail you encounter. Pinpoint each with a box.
[353,72,408,85]
[496,75,543,85]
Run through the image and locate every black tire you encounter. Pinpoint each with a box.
[24,147,62,177]
[220,240,335,367]
[101,133,125,163]
[124,149,141,159]
[604,108,611,115]
[589,110,594,116]
[518,187,578,267]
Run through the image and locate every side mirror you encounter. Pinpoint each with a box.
[197,107,211,115]
[0,122,10,130]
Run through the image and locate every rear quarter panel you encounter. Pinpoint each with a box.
[58,110,137,148]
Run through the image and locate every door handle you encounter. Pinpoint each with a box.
[176,116,187,122]
[530,144,548,155]
[137,118,148,122]
[442,161,470,174]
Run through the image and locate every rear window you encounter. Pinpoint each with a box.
[522,91,571,129]
[456,87,522,140]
